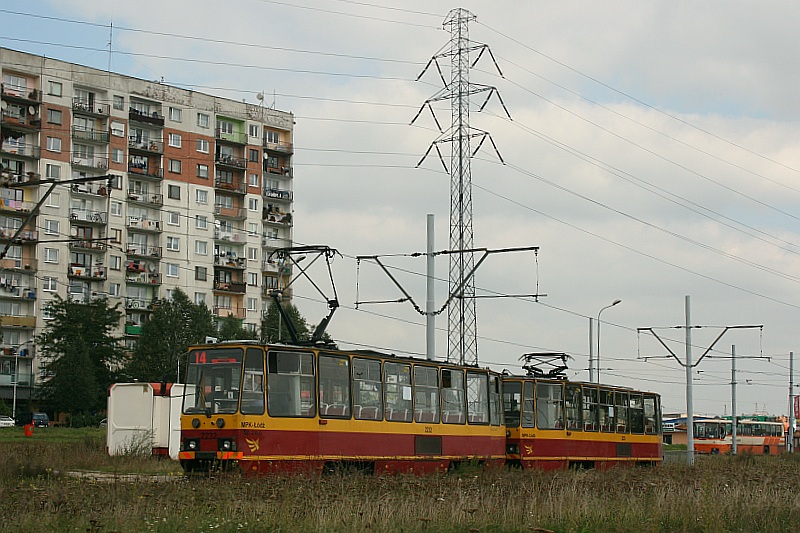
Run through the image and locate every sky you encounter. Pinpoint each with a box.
[2,1,800,417]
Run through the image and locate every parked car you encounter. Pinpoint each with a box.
[15,412,49,428]
[0,415,14,427]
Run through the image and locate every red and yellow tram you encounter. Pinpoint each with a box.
[693,418,785,455]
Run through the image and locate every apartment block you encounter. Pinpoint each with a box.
[0,48,295,406]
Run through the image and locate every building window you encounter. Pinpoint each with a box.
[249,124,259,138]
[168,159,181,174]
[44,219,59,235]
[247,297,257,311]
[47,108,62,124]
[110,201,122,216]
[196,138,209,153]
[167,211,180,226]
[110,122,124,137]
[46,191,60,207]
[249,148,259,162]
[197,164,209,178]
[168,133,182,148]
[43,277,58,292]
[46,137,61,153]
[168,184,181,199]
[111,228,122,243]
[195,214,208,229]
[113,95,124,110]
[169,107,182,122]
[266,130,280,144]
[48,81,62,97]
[109,175,122,189]
[248,247,258,260]
[166,263,179,277]
[248,173,259,187]
[195,266,206,281]
[248,198,259,211]
[195,189,207,204]
[111,148,124,164]
[247,272,258,286]
[217,120,233,134]
[248,222,259,236]
[44,248,59,263]
[110,255,121,270]
[195,240,208,255]
[45,164,61,179]
[195,292,206,305]
[166,236,180,251]
[197,113,209,128]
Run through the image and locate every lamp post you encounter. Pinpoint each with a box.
[596,299,622,383]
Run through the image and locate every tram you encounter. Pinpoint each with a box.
[693,418,785,455]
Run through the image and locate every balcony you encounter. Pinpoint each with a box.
[0,227,37,242]
[214,178,246,195]
[263,162,293,177]
[126,216,162,232]
[0,315,35,328]
[69,208,107,225]
[213,280,246,293]
[213,306,246,319]
[126,244,162,258]
[125,271,162,285]
[70,182,110,197]
[68,264,107,281]
[128,163,164,180]
[1,84,41,103]
[0,284,36,300]
[0,169,39,186]
[127,191,163,207]
[214,255,246,269]
[213,205,246,220]
[0,198,34,214]
[263,139,293,155]
[0,258,36,271]
[128,138,163,154]
[0,110,40,131]
[68,238,107,252]
[0,143,40,159]
[263,187,293,201]
[124,297,155,310]
[71,126,110,144]
[262,236,288,249]
[73,99,110,117]
[215,153,247,170]
[263,210,292,226]
[213,229,244,243]
[262,260,290,275]
[263,285,292,299]
[125,324,143,335]
[215,128,247,145]
[129,108,164,127]
[72,155,109,171]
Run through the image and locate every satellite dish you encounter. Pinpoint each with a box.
[0,101,6,110]
[256,92,264,102]
[28,105,36,115]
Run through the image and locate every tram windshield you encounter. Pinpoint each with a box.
[184,347,245,415]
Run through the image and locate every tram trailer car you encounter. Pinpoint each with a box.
[179,342,506,474]
[502,377,663,470]
[693,418,785,455]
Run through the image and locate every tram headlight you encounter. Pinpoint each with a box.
[216,418,225,428]
[191,418,201,429]
[218,438,235,451]
[186,439,199,451]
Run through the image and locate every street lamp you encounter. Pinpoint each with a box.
[596,299,622,383]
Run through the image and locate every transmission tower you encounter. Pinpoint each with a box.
[413,8,510,365]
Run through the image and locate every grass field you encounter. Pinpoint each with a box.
[1,426,799,532]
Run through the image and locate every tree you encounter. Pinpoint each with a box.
[217,314,258,342]
[260,299,311,343]
[124,288,215,383]
[37,296,124,422]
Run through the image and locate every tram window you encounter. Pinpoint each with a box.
[384,362,412,422]
[413,365,440,423]
[643,395,657,435]
[353,358,382,420]
[565,385,582,431]
[615,391,629,433]
[489,376,501,426]
[466,372,489,425]
[319,354,351,418]
[583,387,599,432]
[536,382,564,430]
[441,369,465,424]
[630,394,644,434]
[599,389,614,432]
[695,422,706,438]
[240,348,265,415]
[503,381,522,428]
[522,382,535,428]
[267,351,315,417]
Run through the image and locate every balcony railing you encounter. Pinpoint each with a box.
[72,155,109,171]
[68,238,107,252]
[263,210,292,226]
[126,217,162,232]
[128,163,164,179]
[0,143,40,159]
[215,129,247,144]
[69,208,107,224]
[213,280,246,293]
[0,198,35,213]
[214,179,247,194]
[70,182,110,197]
[125,297,155,310]
[73,99,110,116]
[263,162,293,177]
[263,187,293,201]
[68,264,107,280]
[126,245,162,258]
[0,284,36,300]
[1,84,41,102]
[0,169,39,186]
[0,315,35,328]
[71,126,110,143]
[129,108,164,127]
[0,228,37,241]
[213,205,246,219]
[125,324,143,335]
[214,255,246,268]
[262,260,290,274]
[213,229,244,243]
[263,140,293,154]
[125,272,162,285]
[0,258,36,271]
[215,153,247,169]
[0,110,40,130]
[127,191,163,206]
[213,305,246,319]
[128,138,164,153]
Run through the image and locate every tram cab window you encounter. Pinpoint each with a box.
[384,362,412,422]
[413,365,440,423]
[319,354,351,418]
[466,372,489,425]
[522,382,535,428]
[536,382,564,430]
[503,381,522,428]
[630,394,645,434]
[353,358,382,420]
[267,351,315,417]
[240,348,265,415]
[615,391,629,433]
[184,347,244,415]
[599,389,615,432]
[441,369,465,424]
[643,394,658,435]
[565,384,582,431]
[583,387,599,432]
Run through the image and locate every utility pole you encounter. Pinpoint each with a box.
[789,351,795,453]
[426,214,435,361]
[731,344,737,455]
[638,295,762,466]
[413,8,510,365]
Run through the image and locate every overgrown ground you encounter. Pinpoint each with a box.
[1,427,798,532]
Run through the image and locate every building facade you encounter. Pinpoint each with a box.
[0,48,295,407]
